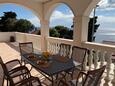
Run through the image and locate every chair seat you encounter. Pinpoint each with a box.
[73,61,82,70]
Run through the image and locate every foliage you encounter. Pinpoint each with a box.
[0,12,17,32]
[88,16,100,42]
[0,11,35,32]
[14,19,34,33]
[50,28,60,37]
[37,25,73,39]
[50,25,73,39]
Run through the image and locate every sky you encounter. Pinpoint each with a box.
[0,3,73,28]
[93,0,115,33]
[0,0,115,31]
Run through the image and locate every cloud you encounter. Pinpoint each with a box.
[28,17,40,27]
[97,15,115,31]
[98,15,115,23]
[97,0,115,11]
[50,10,74,28]
[50,10,74,21]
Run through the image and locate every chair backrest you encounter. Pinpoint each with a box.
[71,46,88,65]
[19,42,34,55]
[0,56,14,85]
[58,43,71,58]
[83,65,106,86]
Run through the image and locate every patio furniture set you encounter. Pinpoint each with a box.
[0,42,106,86]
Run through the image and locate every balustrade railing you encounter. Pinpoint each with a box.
[46,37,73,54]
[82,42,115,83]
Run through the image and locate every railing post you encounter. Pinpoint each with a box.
[88,49,93,70]
[112,61,115,84]
[105,52,112,82]
[94,50,99,69]
[112,54,115,84]
[100,51,106,67]
[83,51,88,70]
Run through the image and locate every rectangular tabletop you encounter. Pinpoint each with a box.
[22,54,77,76]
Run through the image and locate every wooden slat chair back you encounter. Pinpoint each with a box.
[71,46,88,70]
[82,65,106,86]
[58,65,106,86]
[0,56,14,85]
[0,56,42,86]
[19,42,34,56]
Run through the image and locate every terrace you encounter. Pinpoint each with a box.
[0,0,115,86]
[0,32,114,86]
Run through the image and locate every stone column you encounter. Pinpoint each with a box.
[73,16,89,46]
[40,19,49,52]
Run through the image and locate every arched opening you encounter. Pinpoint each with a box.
[89,0,115,44]
[49,3,74,40]
[0,3,41,34]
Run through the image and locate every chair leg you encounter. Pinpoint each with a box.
[2,75,5,86]
[7,79,9,86]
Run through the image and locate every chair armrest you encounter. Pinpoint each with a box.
[5,59,22,67]
[9,66,31,78]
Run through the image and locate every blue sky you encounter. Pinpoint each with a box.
[0,3,73,28]
[0,0,115,32]
[92,0,115,33]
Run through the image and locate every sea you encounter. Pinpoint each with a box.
[95,30,115,43]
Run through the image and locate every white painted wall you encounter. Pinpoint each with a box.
[0,32,15,42]
[15,32,41,51]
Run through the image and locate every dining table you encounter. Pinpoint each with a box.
[22,53,80,86]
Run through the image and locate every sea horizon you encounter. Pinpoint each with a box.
[95,30,115,43]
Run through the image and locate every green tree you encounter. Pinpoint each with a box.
[88,16,100,42]
[50,28,60,37]
[15,19,34,33]
[0,11,17,32]
[0,11,35,32]
[54,25,70,38]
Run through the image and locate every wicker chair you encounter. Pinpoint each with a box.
[59,65,106,86]
[0,57,42,86]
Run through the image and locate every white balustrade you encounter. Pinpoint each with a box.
[82,42,115,82]
[46,37,73,54]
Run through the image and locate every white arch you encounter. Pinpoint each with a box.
[0,0,43,20]
[44,1,75,21]
[84,0,101,16]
